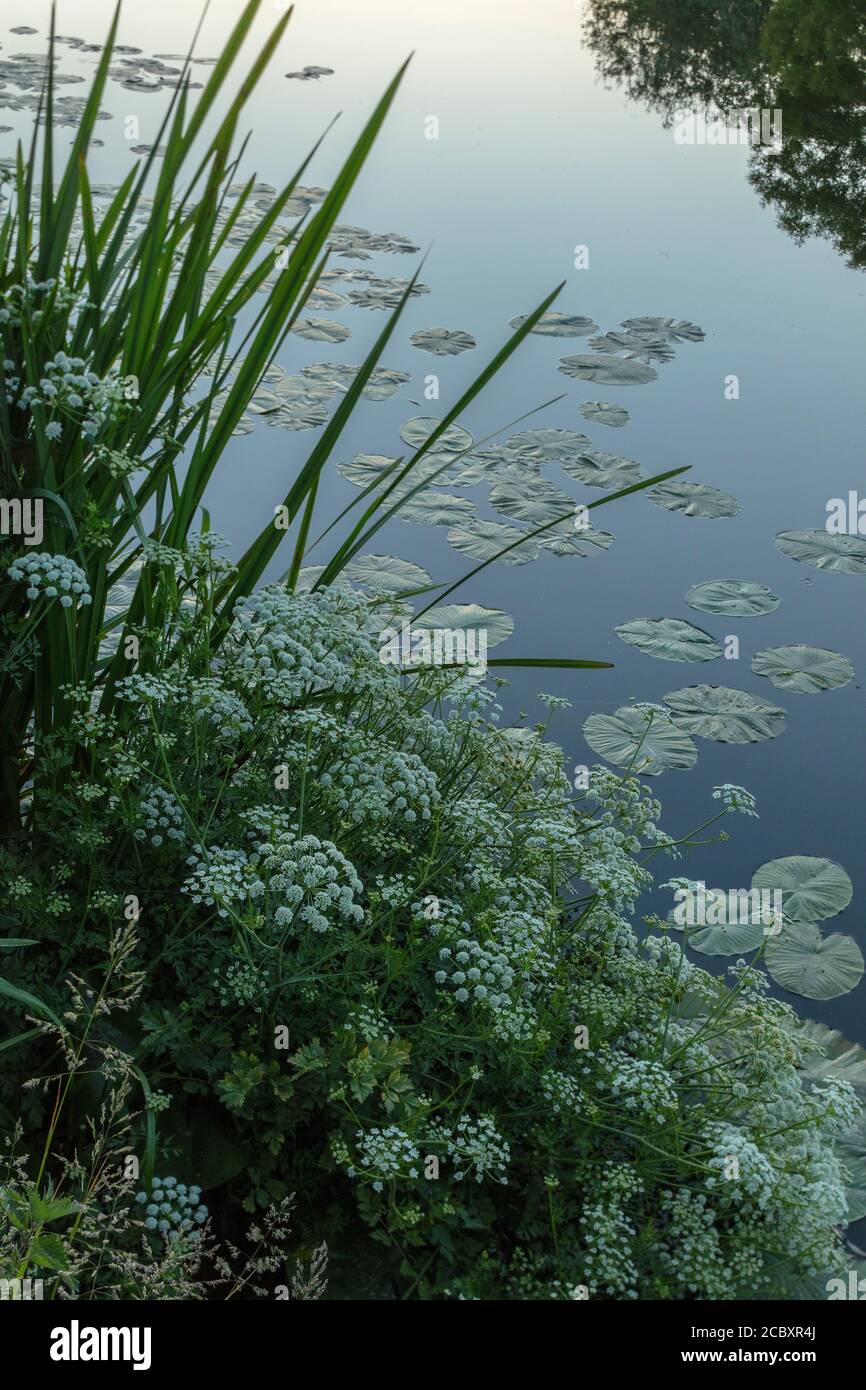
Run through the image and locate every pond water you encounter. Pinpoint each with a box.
[4,0,865,1042]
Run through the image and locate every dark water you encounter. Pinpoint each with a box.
[5,0,865,1040]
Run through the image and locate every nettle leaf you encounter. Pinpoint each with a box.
[751,645,854,694]
[766,922,864,1000]
[413,604,514,648]
[752,856,853,923]
[508,310,597,337]
[409,327,476,356]
[561,450,643,489]
[447,519,539,566]
[647,480,740,518]
[579,401,629,428]
[558,354,658,385]
[583,705,698,775]
[775,529,866,576]
[615,617,722,663]
[663,684,786,743]
[686,579,780,617]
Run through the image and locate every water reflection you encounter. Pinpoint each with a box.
[584,0,866,270]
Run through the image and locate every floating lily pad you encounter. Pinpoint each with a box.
[579,401,629,428]
[342,554,431,595]
[789,1019,866,1100]
[615,617,722,663]
[752,856,853,923]
[537,523,615,558]
[489,481,574,527]
[447,519,539,566]
[837,1113,866,1221]
[286,65,334,80]
[413,604,514,648]
[561,450,643,489]
[752,645,854,694]
[589,331,675,363]
[410,327,476,356]
[686,579,780,617]
[504,428,591,464]
[663,685,786,743]
[766,922,864,1000]
[399,416,473,456]
[689,915,769,956]
[396,492,477,527]
[583,705,697,776]
[558,354,658,385]
[337,454,401,487]
[648,480,740,518]
[775,529,866,576]
[509,311,597,337]
[290,317,351,343]
[621,316,705,342]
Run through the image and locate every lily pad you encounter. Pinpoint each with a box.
[789,1018,866,1100]
[399,416,473,456]
[410,327,476,356]
[342,554,431,596]
[752,645,854,694]
[615,617,722,663]
[621,316,705,342]
[558,354,658,385]
[579,401,629,428]
[648,480,740,518]
[509,311,597,337]
[752,856,853,923]
[589,331,675,363]
[583,705,697,776]
[766,921,863,1000]
[290,317,351,343]
[689,915,769,956]
[413,604,514,648]
[537,523,615,558]
[489,481,574,527]
[775,529,866,576]
[686,579,780,617]
[663,685,786,743]
[504,428,591,464]
[447,519,539,566]
[561,450,643,489]
[396,492,477,527]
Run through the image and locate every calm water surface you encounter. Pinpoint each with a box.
[4,0,864,1041]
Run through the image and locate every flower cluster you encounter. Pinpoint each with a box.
[134,1176,208,1238]
[349,1126,420,1190]
[134,786,186,847]
[434,937,516,1008]
[7,551,92,608]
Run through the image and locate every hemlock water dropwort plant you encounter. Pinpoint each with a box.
[3,578,860,1300]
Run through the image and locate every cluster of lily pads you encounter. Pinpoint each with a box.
[663,855,863,1005]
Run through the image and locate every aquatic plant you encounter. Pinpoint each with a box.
[1,576,863,1299]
